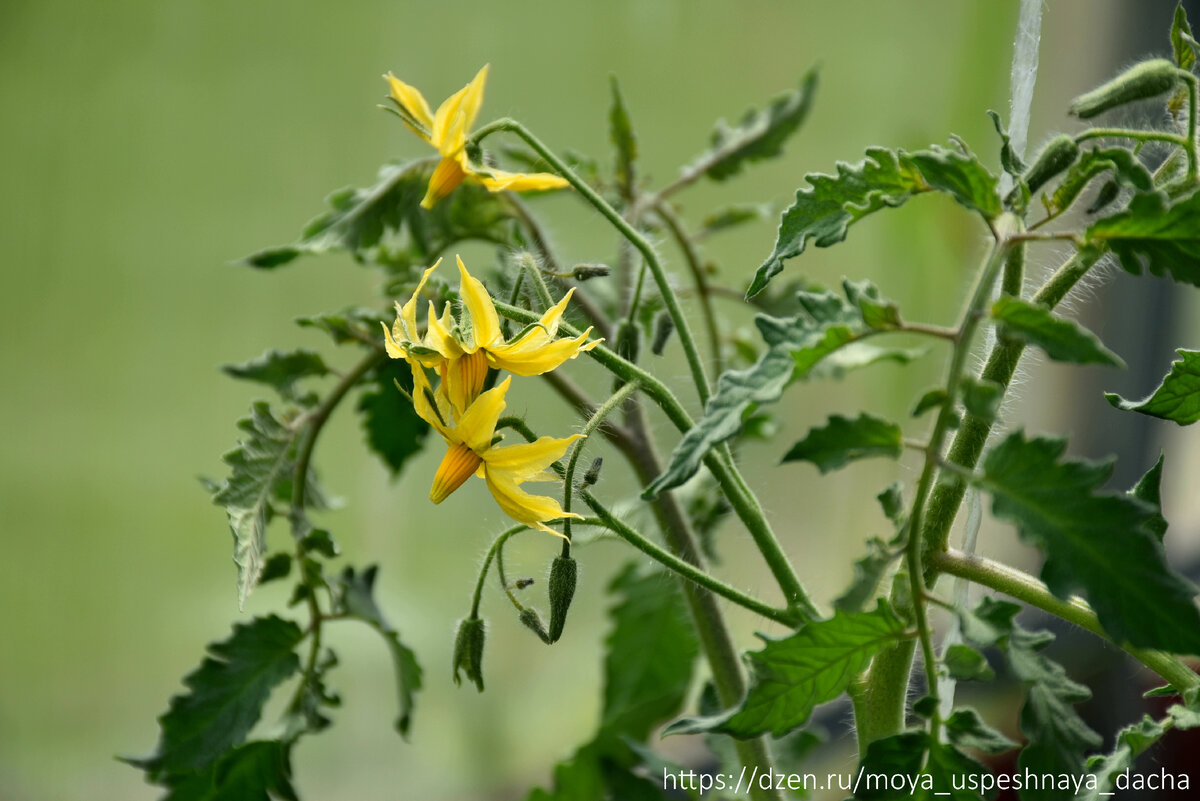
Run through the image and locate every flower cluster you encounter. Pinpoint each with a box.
[384,256,599,534]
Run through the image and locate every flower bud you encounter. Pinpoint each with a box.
[572,263,611,281]
[452,617,487,692]
[582,457,603,488]
[548,555,578,643]
[650,310,675,356]
[518,607,552,644]
[1021,135,1079,194]
[1070,59,1179,119]
[1086,179,1120,214]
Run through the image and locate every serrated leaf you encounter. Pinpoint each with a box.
[991,296,1124,367]
[221,349,329,400]
[1047,147,1152,215]
[905,144,1002,220]
[749,147,924,297]
[983,432,1200,654]
[988,110,1026,177]
[602,564,699,741]
[1078,715,1167,801]
[960,376,1003,422]
[833,537,900,614]
[945,708,1017,755]
[1107,348,1200,424]
[943,644,995,682]
[133,616,303,781]
[689,67,817,183]
[357,358,430,476]
[782,413,903,474]
[1087,190,1200,286]
[844,279,903,330]
[335,566,423,737]
[1169,701,1200,729]
[665,602,908,739]
[160,740,300,801]
[296,307,387,345]
[647,284,894,496]
[912,388,949,418]
[1174,3,1197,69]
[609,76,637,200]
[242,161,517,271]
[877,482,905,523]
[853,731,994,800]
[1129,453,1168,542]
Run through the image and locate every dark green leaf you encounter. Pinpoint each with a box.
[1078,715,1167,801]
[1171,5,1197,114]
[647,283,895,496]
[1047,147,1152,216]
[222,349,329,401]
[782,413,903,474]
[133,616,303,781]
[690,67,817,183]
[945,708,1017,755]
[983,432,1200,654]
[358,358,430,476]
[335,566,423,737]
[960,376,1003,422]
[943,644,995,682]
[665,602,907,738]
[1106,348,1200,424]
[296,307,386,346]
[906,144,1002,220]
[877,482,905,524]
[1087,190,1200,287]
[987,110,1026,177]
[854,731,994,800]
[912,388,949,418]
[300,527,339,558]
[602,565,699,741]
[162,740,299,801]
[749,147,923,297]
[991,296,1124,367]
[699,203,771,237]
[833,537,900,614]
[257,553,292,584]
[1129,453,1168,542]
[242,161,517,271]
[609,76,637,200]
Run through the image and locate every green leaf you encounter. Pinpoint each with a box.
[132,616,303,781]
[1078,715,1167,801]
[749,147,923,297]
[212,402,318,607]
[357,358,429,476]
[664,602,907,739]
[689,67,817,183]
[781,413,903,474]
[1087,190,1200,287]
[912,388,949,418]
[905,144,1002,220]
[601,565,699,741]
[944,708,1017,755]
[943,644,995,682]
[833,537,900,614]
[1174,3,1197,70]
[608,76,637,199]
[877,482,905,523]
[991,296,1124,367]
[699,203,771,237]
[647,282,895,496]
[296,307,387,345]
[1106,348,1200,424]
[335,566,423,737]
[1129,453,1168,542]
[987,110,1026,177]
[1046,147,1152,216]
[853,731,994,800]
[959,376,1003,422]
[161,740,300,801]
[222,349,329,401]
[242,161,517,271]
[1169,701,1200,729]
[844,279,902,330]
[983,432,1200,654]
[257,553,292,585]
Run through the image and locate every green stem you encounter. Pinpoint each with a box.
[1074,128,1188,148]
[932,549,1200,693]
[1184,73,1198,184]
[651,200,724,376]
[469,525,528,619]
[472,118,713,407]
[562,382,639,540]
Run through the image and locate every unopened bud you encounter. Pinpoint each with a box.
[572,263,611,281]
[548,556,578,643]
[452,617,487,692]
[1022,135,1079,194]
[1070,59,1179,119]
[1086,179,1120,214]
[582,457,603,488]
[518,607,552,644]
[650,310,675,356]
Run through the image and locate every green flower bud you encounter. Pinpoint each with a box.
[547,555,578,643]
[650,310,675,356]
[582,457,603,488]
[518,607,551,644]
[1022,135,1079,194]
[1070,59,1179,119]
[572,263,611,281]
[452,617,486,692]
[1086,179,1121,215]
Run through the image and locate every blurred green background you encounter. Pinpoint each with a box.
[4,1,1199,799]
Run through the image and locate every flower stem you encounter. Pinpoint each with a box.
[469,525,528,619]
[561,382,639,541]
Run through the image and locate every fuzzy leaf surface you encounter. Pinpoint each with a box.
[1087,190,1200,287]
[982,433,1200,654]
[991,296,1124,367]
[905,145,1001,220]
[1078,716,1167,801]
[1106,348,1200,424]
[782,413,903,474]
[221,349,329,400]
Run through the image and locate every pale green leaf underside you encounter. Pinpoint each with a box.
[992,296,1124,367]
[782,413,903,473]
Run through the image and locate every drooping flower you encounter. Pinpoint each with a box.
[412,370,582,535]
[382,255,600,415]
[382,65,569,208]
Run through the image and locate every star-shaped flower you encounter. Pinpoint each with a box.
[383,65,569,208]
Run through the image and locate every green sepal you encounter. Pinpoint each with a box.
[1021,135,1080,195]
[547,555,578,643]
[1046,147,1152,216]
[451,617,487,692]
[781,412,904,474]
[1106,348,1200,424]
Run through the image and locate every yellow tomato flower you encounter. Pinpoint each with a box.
[383,65,569,209]
[412,371,582,536]
[382,255,601,415]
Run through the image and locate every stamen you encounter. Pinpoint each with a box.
[430,442,483,504]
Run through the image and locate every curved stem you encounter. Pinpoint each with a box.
[561,382,639,540]
[469,525,528,618]
[472,118,713,407]
[932,549,1200,693]
[651,200,723,375]
[1074,128,1187,148]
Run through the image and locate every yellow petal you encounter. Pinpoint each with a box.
[430,65,488,150]
[430,442,483,504]
[383,72,435,139]
[410,367,454,442]
[475,167,570,194]
[483,469,579,537]
[381,321,407,360]
[440,348,490,417]
[421,157,467,209]
[484,434,583,481]
[424,300,464,361]
[456,255,502,349]
[458,64,489,134]
[487,328,600,376]
[455,376,510,453]
[398,259,442,342]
